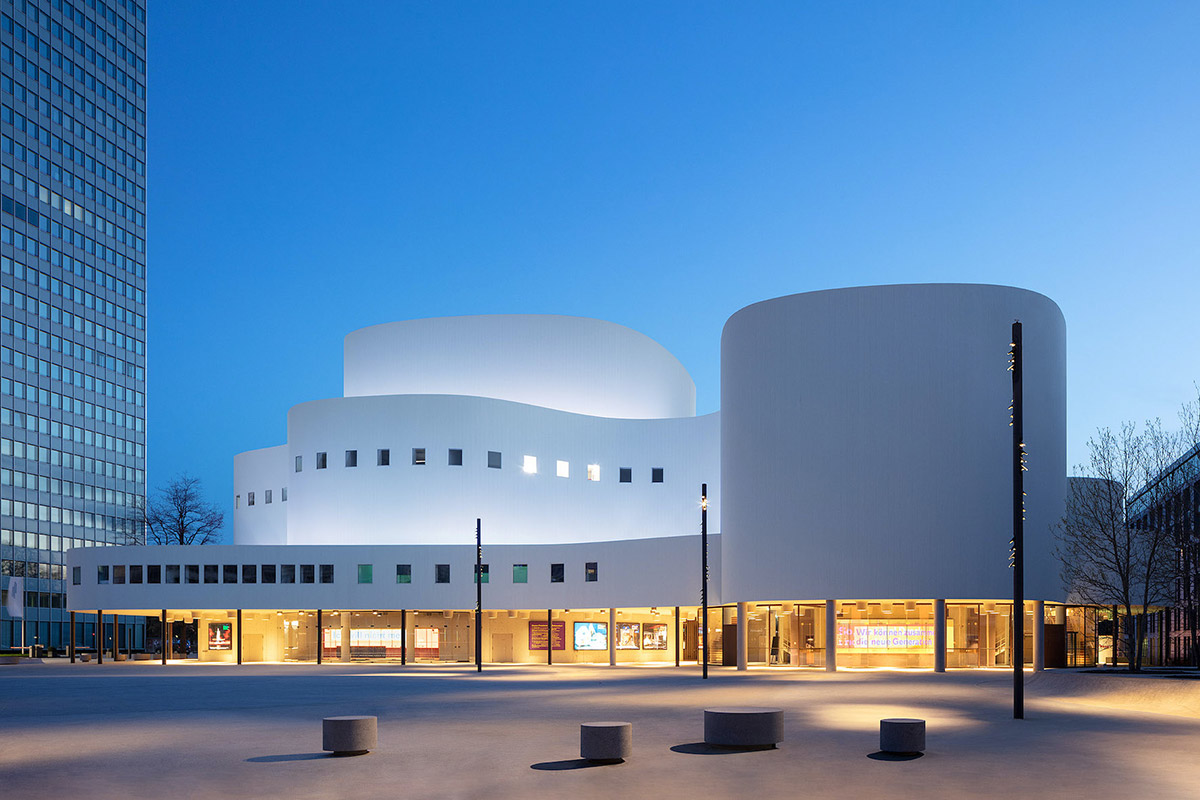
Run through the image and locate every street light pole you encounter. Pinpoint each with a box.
[475,518,482,673]
[701,483,708,680]
[1010,320,1025,720]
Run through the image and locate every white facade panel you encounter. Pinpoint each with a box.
[720,284,1067,603]
[232,445,289,545]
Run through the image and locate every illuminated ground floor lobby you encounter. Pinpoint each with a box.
[65,600,1109,670]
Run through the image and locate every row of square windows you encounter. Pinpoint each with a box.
[10,0,148,71]
[2,498,136,533]
[3,375,146,428]
[2,467,139,508]
[84,562,600,586]
[4,229,148,306]
[4,528,128,554]
[0,437,145,483]
[3,317,143,383]
[295,449,665,483]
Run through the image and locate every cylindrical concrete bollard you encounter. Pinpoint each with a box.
[580,721,632,762]
[879,718,925,754]
[322,715,378,756]
[703,707,784,748]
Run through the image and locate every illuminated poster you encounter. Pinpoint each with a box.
[835,621,934,650]
[208,622,232,651]
[528,621,566,651]
[616,622,641,650]
[642,623,668,650]
[573,622,608,651]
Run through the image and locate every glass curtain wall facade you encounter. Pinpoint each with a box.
[1,0,147,652]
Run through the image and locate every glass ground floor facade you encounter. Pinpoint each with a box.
[51,600,1120,670]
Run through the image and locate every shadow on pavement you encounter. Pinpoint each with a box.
[530,758,619,770]
[246,752,331,763]
[670,742,777,755]
[866,751,925,761]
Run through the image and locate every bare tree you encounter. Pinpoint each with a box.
[1056,422,1177,671]
[140,474,224,546]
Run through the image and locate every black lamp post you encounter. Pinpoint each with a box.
[701,483,709,680]
[475,518,482,673]
[1010,320,1025,719]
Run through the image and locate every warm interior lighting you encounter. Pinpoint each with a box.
[522,455,537,474]
[556,460,568,478]
[587,464,600,481]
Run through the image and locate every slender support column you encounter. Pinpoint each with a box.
[824,600,836,672]
[237,609,243,665]
[475,518,483,673]
[701,483,709,680]
[1033,600,1045,672]
[316,609,323,665]
[934,599,947,672]
[1011,321,1025,719]
[547,610,553,666]
[400,609,407,665]
[340,613,351,663]
[609,609,617,666]
[96,610,103,664]
[161,610,167,664]
[69,612,76,663]
[737,602,749,671]
[112,614,118,660]
[674,606,680,667]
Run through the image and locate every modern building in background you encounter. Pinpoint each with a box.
[67,285,1089,671]
[1,0,148,653]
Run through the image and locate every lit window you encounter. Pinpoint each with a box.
[556,460,569,478]
[523,455,537,474]
[652,467,664,483]
[413,448,426,465]
[585,562,598,582]
[345,450,358,468]
[551,563,564,583]
[449,448,463,466]
[488,451,502,469]
[619,468,631,483]
[316,452,327,470]
[436,564,450,583]
[378,449,390,466]
[396,564,411,584]
[358,564,373,584]
[513,564,528,583]
[587,464,600,482]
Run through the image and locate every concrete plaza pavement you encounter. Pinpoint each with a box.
[2,661,1199,799]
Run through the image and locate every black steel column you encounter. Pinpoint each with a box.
[547,610,553,666]
[1011,320,1025,719]
[161,610,167,664]
[113,614,118,660]
[675,606,680,667]
[237,609,243,665]
[401,609,407,665]
[316,609,323,664]
[702,483,709,680]
[69,611,76,663]
[476,518,483,673]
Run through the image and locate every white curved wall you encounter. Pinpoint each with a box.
[233,395,718,547]
[233,445,289,546]
[343,315,696,419]
[720,284,1066,602]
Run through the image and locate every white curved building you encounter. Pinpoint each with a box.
[66,285,1085,671]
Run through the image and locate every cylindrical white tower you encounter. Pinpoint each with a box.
[720,284,1066,602]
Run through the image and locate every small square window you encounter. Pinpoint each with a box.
[523,455,537,474]
[316,452,327,470]
[320,564,334,584]
[248,492,255,506]
[619,467,632,483]
[295,455,303,472]
[72,565,81,585]
[652,467,664,483]
[448,448,463,466]
[345,450,357,468]
[512,564,528,583]
[186,565,200,584]
[282,487,288,502]
[378,449,390,466]
[223,564,238,584]
[148,565,162,584]
[396,564,411,584]
[550,563,564,583]
[587,464,600,482]
[435,564,450,584]
[358,564,373,584]
[585,562,598,582]
[166,565,181,584]
[413,448,426,465]
[130,565,143,584]
[113,565,125,584]
[235,495,240,509]
[265,489,272,504]
[204,564,219,584]
[242,564,257,583]
[488,451,502,469]
[280,565,296,584]
[300,564,315,584]
[474,564,489,584]
[556,460,569,478]
[262,564,277,584]
[97,565,109,584]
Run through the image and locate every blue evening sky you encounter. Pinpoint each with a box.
[148,3,1200,539]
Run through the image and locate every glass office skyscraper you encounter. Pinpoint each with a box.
[1,0,147,652]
